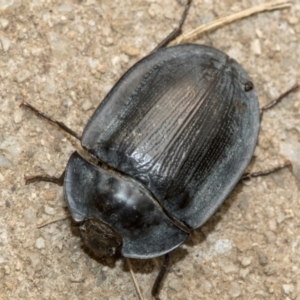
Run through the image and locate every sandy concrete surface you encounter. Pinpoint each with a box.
[0,0,300,299]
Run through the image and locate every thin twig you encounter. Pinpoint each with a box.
[126,258,145,300]
[173,0,292,45]
[37,215,70,228]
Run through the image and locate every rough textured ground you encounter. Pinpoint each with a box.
[0,0,300,299]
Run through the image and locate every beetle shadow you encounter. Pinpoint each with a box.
[169,173,249,272]
[185,181,245,247]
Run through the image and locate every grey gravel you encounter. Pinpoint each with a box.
[1,1,300,299]
[258,252,268,266]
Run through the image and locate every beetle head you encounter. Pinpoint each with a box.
[79,218,122,257]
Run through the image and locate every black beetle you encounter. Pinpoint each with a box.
[22,1,298,299]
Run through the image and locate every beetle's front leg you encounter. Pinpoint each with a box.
[20,102,81,140]
[25,170,65,186]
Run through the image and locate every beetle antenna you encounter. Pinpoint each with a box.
[20,101,81,140]
[126,258,145,300]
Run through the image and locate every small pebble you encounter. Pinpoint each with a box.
[264,262,278,276]
[111,56,120,66]
[251,39,261,55]
[35,237,45,249]
[241,257,252,267]
[123,45,140,57]
[55,3,72,12]
[23,208,36,224]
[82,100,92,111]
[0,36,10,51]
[168,278,182,292]
[0,18,9,29]
[148,3,161,18]
[264,231,276,243]
[220,261,238,274]
[229,282,241,298]
[15,260,22,271]
[214,239,232,254]
[45,206,55,215]
[239,268,249,279]
[282,284,294,295]
[5,281,13,290]
[277,213,285,224]
[269,219,277,231]
[4,265,10,275]
[288,16,299,25]
[15,69,31,83]
[255,28,263,38]
[47,32,75,60]
[14,110,23,123]
[88,20,96,26]
[70,90,77,101]
[203,280,212,293]
[258,252,268,266]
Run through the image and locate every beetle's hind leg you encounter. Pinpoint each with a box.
[247,83,299,181]
[150,0,192,53]
[151,253,170,300]
[241,161,292,181]
[20,102,81,140]
[25,171,65,186]
[260,83,299,119]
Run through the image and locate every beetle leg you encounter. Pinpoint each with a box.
[25,170,65,186]
[20,101,81,140]
[151,253,170,300]
[241,161,292,181]
[260,83,299,119]
[150,0,192,53]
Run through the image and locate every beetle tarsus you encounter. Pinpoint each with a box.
[241,160,292,181]
[150,0,192,53]
[24,171,65,186]
[151,254,170,300]
[20,101,81,140]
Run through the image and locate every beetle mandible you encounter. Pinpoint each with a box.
[22,1,299,299]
